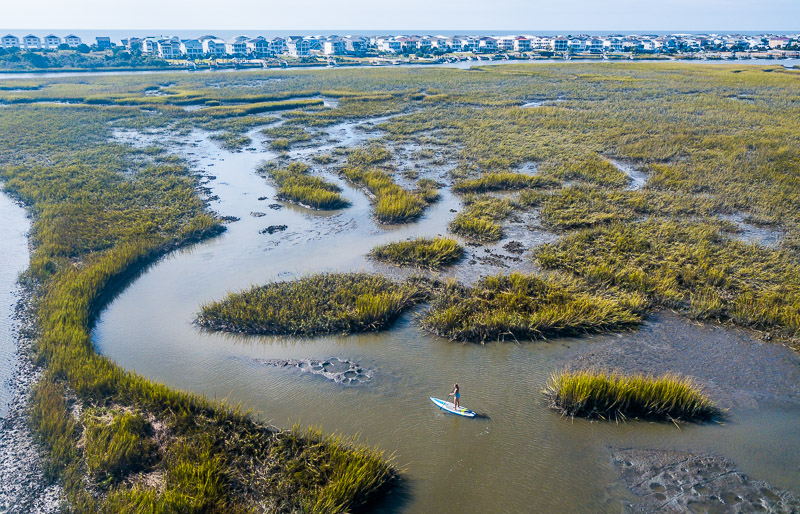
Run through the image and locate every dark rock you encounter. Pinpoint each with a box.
[260,225,288,235]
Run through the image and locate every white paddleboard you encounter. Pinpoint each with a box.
[430,397,476,417]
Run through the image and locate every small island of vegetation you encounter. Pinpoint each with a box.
[420,273,645,342]
[260,162,350,210]
[369,237,464,269]
[544,370,720,423]
[197,273,430,335]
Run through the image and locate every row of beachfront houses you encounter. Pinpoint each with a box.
[3,33,798,57]
[1,33,87,50]
[125,33,800,58]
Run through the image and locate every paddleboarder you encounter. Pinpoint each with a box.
[448,384,461,409]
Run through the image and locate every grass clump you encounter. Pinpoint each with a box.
[449,195,513,242]
[197,98,324,118]
[262,162,350,210]
[84,410,156,485]
[210,131,251,151]
[370,237,464,269]
[544,370,719,422]
[541,153,628,188]
[452,171,557,193]
[197,273,429,336]
[420,272,644,343]
[341,165,435,223]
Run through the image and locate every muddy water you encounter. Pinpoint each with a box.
[93,121,800,512]
[0,189,30,418]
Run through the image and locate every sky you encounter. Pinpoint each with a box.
[2,0,799,32]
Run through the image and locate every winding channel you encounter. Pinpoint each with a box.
[86,118,800,512]
[0,189,30,418]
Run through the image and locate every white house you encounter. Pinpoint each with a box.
[588,38,604,53]
[344,36,367,55]
[323,38,346,55]
[476,37,495,52]
[246,36,270,55]
[22,34,41,50]
[157,37,180,58]
[64,34,81,47]
[180,39,204,57]
[225,36,248,56]
[269,37,286,55]
[2,34,20,49]
[513,36,531,52]
[376,38,402,53]
[43,34,61,49]
[140,38,158,54]
[497,37,515,51]
[198,36,225,55]
[551,37,568,52]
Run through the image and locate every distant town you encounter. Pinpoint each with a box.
[1,31,799,71]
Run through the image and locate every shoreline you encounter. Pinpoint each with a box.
[0,282,62,513]
[0,55,796,79]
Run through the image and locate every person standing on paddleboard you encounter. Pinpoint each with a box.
[448,384,460,409]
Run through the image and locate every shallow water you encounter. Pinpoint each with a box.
[0,188,30,418]
[91,122,800,512]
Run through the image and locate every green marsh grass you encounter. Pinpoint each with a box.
[197,273,429,335]
[421,273,645,343]
[449,195,513,242]
[452,171,557,193]
[370,237,464,269]
[341,162,436,223]
[261,162,350,210]
[544,370,719,422]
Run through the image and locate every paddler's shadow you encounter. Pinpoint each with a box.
[472,412,491,420]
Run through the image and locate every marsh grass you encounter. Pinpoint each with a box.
[370,237,464,269]
[452,171,558,193]
[536,220,800,337]
[544,370,719,422]
[420,273,645,343]
[197,273,430,335]
[541,153,628,188]
[341,163,436,223]
[449,195,513,242]
[261,162,350,210]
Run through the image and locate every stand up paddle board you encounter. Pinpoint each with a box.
[430,397,476,417]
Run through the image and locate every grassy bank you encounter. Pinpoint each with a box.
[197,273,430,336]
[543,370,719,422]
[369,237,464,270]
[0,101,395,511]
[260,162,350,210]
[420,273,645,343]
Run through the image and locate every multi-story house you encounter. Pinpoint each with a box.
[246,36,271,55]
[96,37,112,50]
[180,39,204,57]
[64,34,81,47]
[157,37,180,58]
[225,36,249,56]
[199,36,226,55]
[43,35,61,49]
[286,36,312,57]
[513,36,531,52]
[2,34,20,49]
[22,34,41,50]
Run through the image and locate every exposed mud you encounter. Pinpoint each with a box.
[611,447,800,513]
[0,290,62,513]
[246,357,373,385]
[566,311,800,409]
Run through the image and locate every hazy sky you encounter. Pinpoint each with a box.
[3,0,799,31]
